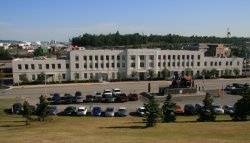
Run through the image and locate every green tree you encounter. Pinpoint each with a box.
[162,94,176,122]
[37,72,45,83]
[36,95,50,121]
[197,93,216,122]
[233,68,240,77]
[33,47,46,57]
[22,101,32,125]
[144,96,162,127]
[147,69,155,79]
[19,73,28,83]
[210,69,219,78]
[231,84,250,121]
[224,69,230,76]
[0,48,12,60]
[161,67,170,79]
[185,68,193,76]
[131,71,138,79]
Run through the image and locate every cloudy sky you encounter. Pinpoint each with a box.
[0,0,249,41]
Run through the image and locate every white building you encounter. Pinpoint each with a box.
[12,48,243,83]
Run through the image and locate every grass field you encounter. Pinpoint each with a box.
[1,98,250,143]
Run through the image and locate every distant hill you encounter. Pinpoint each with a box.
[0,40,22,43]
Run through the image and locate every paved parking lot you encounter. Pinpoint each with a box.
[0,78,249,113]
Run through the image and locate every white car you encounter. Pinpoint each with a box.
[105,107,115,117]
[136,106,146,116]
[212,105,224,114]
[77,106,88,116]
[112,88,122,96]
[103,89,112,97]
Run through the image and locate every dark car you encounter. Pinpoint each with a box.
[92,106,102,116]
[86,95,95,102]
[195,103,204,113]
[128,93,138,101]
[12,103,23,114]
[49,106,57,115]
[105,94,115,103]
[64,94,73,104]
[223,105,235,114]
[52,93,61,104]
[116,93,128,102]
[184,104,196,115]
[94,92,103,102]
[64,106,77,116]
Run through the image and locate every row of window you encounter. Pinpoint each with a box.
[75,55,126,61]
[75,62,126,69]
[21,73,66,81]
[18,63,62,70]
[130,55,201,61]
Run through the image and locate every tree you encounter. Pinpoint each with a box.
[197,93,216,122]
[37,72,45,83]
[147,69,155,79]
[144,96,162,127]
[184,68,193,76]
[224,69,231,76]
[131,70,138,79]
[22,101,32,125]
[231,84,250,121]
[162,94,176,122]
[0,48,12,60]
[210,69,219,78]
[36,95,50,121]
[19,73,28,83]
[233,68,240,77]
[161,67,170,79]
[33,47,46,57]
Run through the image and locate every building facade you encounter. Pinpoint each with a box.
[12,49,243,84]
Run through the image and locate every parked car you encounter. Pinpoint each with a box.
[105,94,115,103]
[103,89,112,98]
[184,104,196,115]
[94,92,103,102]
[117,107,128,117]
[212,104,224,114]
[77,106,88,116]
[75,91,82,103]
[128,93,139,101]
[223,105,235,114]
[92,106,102,116]
[52,93,61,104]
[175,105,184,115]
[136,106,146,116]
[11,103,23,114]
[112,88,122,96]
[116,93,128,102]
[105,107,115,117]
[86,95,95,102]
[49,106,57,115]
[64,106,77,116]
[225,84,236,91]
[64,94,73,104]
[195,103,204,113]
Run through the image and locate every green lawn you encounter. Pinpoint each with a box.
[1,98,250,143]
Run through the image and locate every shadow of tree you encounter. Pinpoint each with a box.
[0,124,26,128]
[99,125,146,129]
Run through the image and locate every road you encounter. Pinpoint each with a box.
[0,78,249,112]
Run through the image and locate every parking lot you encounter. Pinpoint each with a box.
[1,78,249,115]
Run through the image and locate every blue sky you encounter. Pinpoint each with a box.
[0,0,249,41]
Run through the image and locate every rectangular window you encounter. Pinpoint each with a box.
[106,63,109,68]
[62,74,66,79]
[122,55,125,60]
[186,62,189,66]
[84,63,87,69]
[158,55,161,59]
[187,55,190,59]
[46,64,49,69]
[158,62,161,67]
[226,61,228,66]
[25,64,28,70]
[177,62,180,67]
[89,56,92,60]
[66,63,69,69]
[191,55,194,59]
[32,74,35,80]
[182,55,185,59]
[117,55,120,60]
[191,62,193,67]
[149,55,154,60]
[140,62,144,68]
[90,73,93,78]
[75,56,79,61]
[172,62,175,67]
[182,62,185,67]
[106,55,109,60]
[215,62,217,66]
[163,55,166,59]
[219,62,221,66]
[84,73,87,78]
[95,63,98,68]
[197,62,200,66]
[75,73,80,79]
[237,61,239,66]
[140,55,144,60]
[117,63,120,68]
[101,63,104,68]
[173,55,176,60]
[177,55,180,60]
[39,64,42,69]
[101,56,104,60]
[122,63,125,68]
[168,55,171,59]
[75,63,79,69]
[18,64,22,70]
[31,64,35,70]
[131,63,135,68]
[58,64,61,69]
[198,55,200,59]
[210,62,213,66]
[112,55,114,60]
[89,63,92,69]
[149,62,154,67]
[168,62,170,67]
[131,55,135,60]
[112,63,114,68]
[230,61,232,66]
[163,62,166,67]
[95,56,98,60]
[84,56,87,60]
[52,64,55,69]
[204,62,207,66]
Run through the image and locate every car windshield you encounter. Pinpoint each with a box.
[119,109,126,112]
[107,108,114,112]
[96,92,102,95]
[76,96,81,99]
[138,108,145,112]
[93,107,101,111]
[78,109,85,111]
[106,95,113,98]
[228,106,234,110]
[104,90,111,93]
[213,105,220,108]
[114,89,121,92]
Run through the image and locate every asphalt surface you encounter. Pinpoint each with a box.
[1,78,249,113]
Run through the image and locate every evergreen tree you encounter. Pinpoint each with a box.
[36,95,50,121]
[231,84,250,121]
[197,93,216,122]
[147,69,155,79]
[144,96,162,127]
[22,101,32,125]
[162,94,176,122]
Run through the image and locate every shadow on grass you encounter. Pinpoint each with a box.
[99,125,147,129]
[0,124,26,128]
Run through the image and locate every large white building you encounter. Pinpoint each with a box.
[12,48,243,83]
